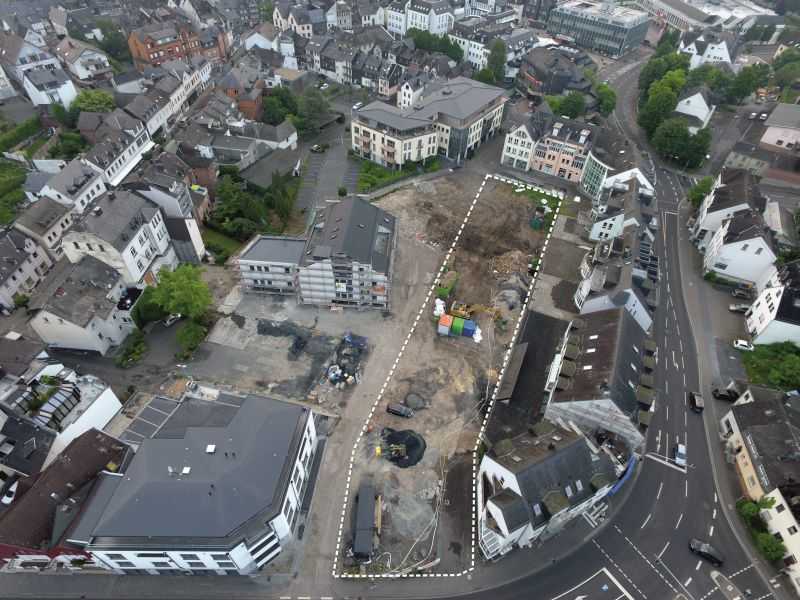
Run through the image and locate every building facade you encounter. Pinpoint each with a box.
[0,231,53,312]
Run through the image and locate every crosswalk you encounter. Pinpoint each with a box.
[583,501,609,528]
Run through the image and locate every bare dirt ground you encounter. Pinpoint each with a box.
[338,179,552,576]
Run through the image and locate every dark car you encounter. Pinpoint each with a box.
[689,539,724,567]
[712,387,739,401]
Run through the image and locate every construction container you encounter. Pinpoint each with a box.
[451,317,465,336]
[438,314,453,336]
[462,319,477,337]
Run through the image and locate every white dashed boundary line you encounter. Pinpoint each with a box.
[331,173,561,579]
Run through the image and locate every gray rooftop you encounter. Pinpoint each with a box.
[305,197,395,273]
[241,235,307,264]
[30,256,121,326]
[765,103,800,130]
[15,197,69,237]
[42,158,102,199]
[71,190,159,252]
[89,394,309,543]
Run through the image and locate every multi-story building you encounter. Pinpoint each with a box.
[63,190,177,286]
[0,231,53,312]
[22,68,77,109]
[761,103,800,153]
[631,0,714,32]
[83,110,155,187]
[54,37,112,81]
[13,197,73,260]
[516,46,593,98]
[407,0,455,35]
[679,30,737,70]
[690,168,761,252]
[39,159,109,215]
[703,211,777,288]
[28,257,140,356]
[353,76,507,166]
[746,261,800,345]
[273,2,327,39]
[128,20,227,71]
[502,118,594,182]
[76,389,319,575]
[546,0,649,58]
[0,31,60,84]
[238,199,395,308]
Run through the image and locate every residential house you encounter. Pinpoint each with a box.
[719,394,800,595]
[387,0,409,36]
[378,62,403,100]
[761,103,800,152]
[0,406,56,499]
[0,231,53,313]
[546,0,649,58]
[28,257,140,356]
[13,197,73,260]
[0,65,17,99]
[679,30,737,70]
[39,159,108,215]
[63,190,177,286]
[477,420,617,559]
[703,210,777,288]
[327,1,353,31]
[673,87,715,135]
[502,118,594,182]
[274,2,327,39]
[0,31,59,84]
[746,261,800,345]
[352,76,507,167]
[217,65,264,120]
[354,0,387,28]
[690,169,762,252]
[763,199,799,253]
[244,22,279,50]
[76,390,319,575]
[516,46,593,98]
[128,20,227,71]
[49,6,104,42]
[239,197,396,309]
[54,38,112,82]
[22,68,77,109]
[407,0,455,35]
[83,109,155,187]
[0,430,128,572]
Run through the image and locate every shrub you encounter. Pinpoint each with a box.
[176,320,208,359]
[130,287,167,328]
[0,117,42,153]
[12,293,29,308]
[115,330,148,368]
[338,186,347,196]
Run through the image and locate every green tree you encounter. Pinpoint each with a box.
[743,342,800,389]
[473,68,496,84]
[264,171,294,225]
[686,63,717,88]
[727,64,770,104]
[151,265,213,319]
[487,39,507,83]
[655,28,680,56]
[756,532,787,562]
[597,83,616,116]
[271,87,298,115]
[176,320,208,359]
[95,19,131,64]
[775,62,800,87]
[638,87,678,138]
[294,87,330,136]
[652,117,690,160]
[687,176,714,206]
[406,28,463,62]
[72,89,115,113]
[259,0,274,21]
[559,92,586,118]
[685,127,712,168]
[262,96,288,125]
[774,47,800,71]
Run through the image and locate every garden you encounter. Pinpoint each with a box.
[356,157,440,193]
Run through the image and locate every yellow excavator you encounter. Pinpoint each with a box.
[450,301,501,320]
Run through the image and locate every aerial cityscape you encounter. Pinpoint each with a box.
[0,0,798,597]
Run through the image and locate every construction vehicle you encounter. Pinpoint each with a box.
[449,301,501,320]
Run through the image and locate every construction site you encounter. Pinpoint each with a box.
[339,176,560,576]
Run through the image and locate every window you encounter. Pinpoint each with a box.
[98,244,105,252]
[216,561,235,568]
[777,504,787,513]
[789,526,798,535]
[180,554,199,560]
[117,561,136,568]
[756,247,763,255]
[249,265,255,271]
[106,554,125,560]
[73,242,80,249]
[210,554,229,561]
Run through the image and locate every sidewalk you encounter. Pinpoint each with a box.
[675,200,791,600]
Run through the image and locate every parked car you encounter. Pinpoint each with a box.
[731,289,751,300]
[1,481,18,506]
[749,112,757,119]
[310,144,327,153]
[320,83,330,90]
[733,339,755,351]
[163,313,182,327]
[689,539,724,567]
[674,443,687,467]
[352,101,363,110]
[759,112,768,121]
[688,391,704,413]
[712,387,739,401]
[387,403,414,418]
[728,303,750,313]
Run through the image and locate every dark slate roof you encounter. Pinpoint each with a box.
[240,235,307,263]
[0,429,127,550]
[709,168,763,212]
[0,230,35,287]
[722,210,774,250]
[0,405,56,477]
[0,337,45,378]
[488,488,530,532]
[304,197,395,273]
[15,197,69,236]
[24,68,70,90]
[89,394,309,544]
[23,171,50,196]
[42,158,102,198]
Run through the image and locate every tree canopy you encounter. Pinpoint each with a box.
[72,89,115,113]
[151,265,212,320]
[292,87,330,137]
[406,28,463,62]
[487,39,507,83]
[262,87,298,125]
[546,92,586,118]
[687,176,714,206]
[651,118,710,168]
[596,83,616,116]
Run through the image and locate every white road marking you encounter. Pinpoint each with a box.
[712,508,717,519]
[641,513,652,529]
[666,405,669,421]
[645,452,687,473]
[684,412,687,427]
[657,541,670,559]
[657,481,663,500]
[675,513,683,529]
[685,577,693,587]
[709,525,714,537]
[696,560,703,571]
[686,480,689,498]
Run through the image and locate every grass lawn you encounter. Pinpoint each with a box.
[741,342,800,390]
[356,158,440,192]
[202,227,244,264]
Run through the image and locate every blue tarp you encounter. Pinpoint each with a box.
[607,456,637,497]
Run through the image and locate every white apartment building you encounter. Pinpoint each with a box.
[690,169,760,252]
[83,110,155,187]
[13,197,73,259]
[680,31,735,70]
[39,159,108,215]
[387,1,408,35]
[76,390,319,575]
[63,190,176,286]
[54,37,111,81]
[761,103,800,152]
[353,77,506,167]
[22,68,77,109]
[407,0,454,35]
[0,31,60,84]
[0,231,53,312]
[29,257,139,355]
[745,262,800,345]
[703,211,777,287]
[238,236,304,296]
